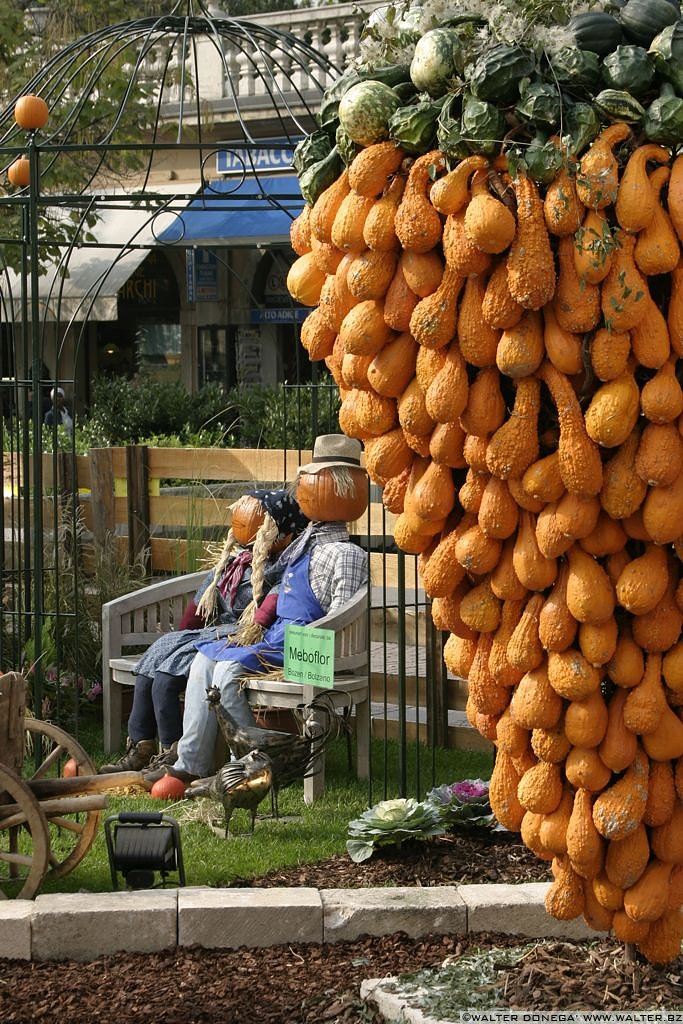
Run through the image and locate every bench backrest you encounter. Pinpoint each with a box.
[308,587,368,676]
[102,570,369,675]
[102,570,207,665]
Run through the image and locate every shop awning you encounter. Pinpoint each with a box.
[156,175,304,247]
[1,186,199,322]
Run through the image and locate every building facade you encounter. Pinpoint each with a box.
[0,1,378,412]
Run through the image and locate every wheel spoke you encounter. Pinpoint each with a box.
[47,815,85,835]
[0,850,35,868]
[0,763,50,898]
[0,811,29,829]
[29,742,67,780]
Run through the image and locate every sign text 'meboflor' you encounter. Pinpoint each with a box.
[284,624,335,689]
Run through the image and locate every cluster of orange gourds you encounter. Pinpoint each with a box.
[286,123,683,964]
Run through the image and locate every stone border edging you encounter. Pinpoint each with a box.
[0,882,597,963]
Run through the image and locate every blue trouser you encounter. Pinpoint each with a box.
[127,672,185,748]
[175,547,326,777]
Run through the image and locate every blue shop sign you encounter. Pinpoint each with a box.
[217,146,295,175]
[186,249,218,302]
[250,307,308,324]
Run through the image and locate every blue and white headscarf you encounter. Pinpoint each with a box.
[250,488,309,539]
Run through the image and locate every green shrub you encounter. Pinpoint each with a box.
[75,373,340,451]
[234,378,341,449]
[76,375,237,449]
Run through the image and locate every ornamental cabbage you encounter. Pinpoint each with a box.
[426,779,496,832]
[549,47,601,93]
[293,130,332,177]
[346,797,445,863]
[461,95,505,156]
[389,96,447,154]
[436,94,470,161]
[563,100,601,156]
[649,22,683,94]
[602,45,655,96]
[514,78,562,131]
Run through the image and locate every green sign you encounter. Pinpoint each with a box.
[284,624,335,689]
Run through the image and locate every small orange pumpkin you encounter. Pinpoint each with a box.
[7,156,29,188]
[14,94,49,131]
[150,774,187,800]
[62,757,79,778]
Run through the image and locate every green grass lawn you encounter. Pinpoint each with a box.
[31,712,493,896]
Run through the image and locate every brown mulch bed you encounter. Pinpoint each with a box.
[1,833,681,1024]
[227,829,553,889]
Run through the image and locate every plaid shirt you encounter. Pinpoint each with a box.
[307,522,368,613]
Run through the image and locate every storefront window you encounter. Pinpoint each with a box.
[136,323,182,382]
[198,325,235,390]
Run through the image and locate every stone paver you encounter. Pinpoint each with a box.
[361,978,442,1024]
[0,902,32,960]
[31,890,177,961]
[178,886,323,949]
[458,882,599,940]
[321,886,466,944]
[5,884,602,962]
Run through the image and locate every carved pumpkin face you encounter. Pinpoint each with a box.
[230,495,267,545]
[295,467,368,523]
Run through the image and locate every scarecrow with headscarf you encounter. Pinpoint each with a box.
[100,488,307,774]
[144,434,370,786]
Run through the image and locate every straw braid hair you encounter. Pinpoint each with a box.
[195,512,280,628]
[236,512,279,626]
[221,512,282,647]
[194,529,241,624]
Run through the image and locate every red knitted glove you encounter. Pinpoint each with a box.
[178,600,205,630]
[254,593,278,627]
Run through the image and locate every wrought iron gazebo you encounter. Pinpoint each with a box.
[0,1,454,819]
[0,0,341,714]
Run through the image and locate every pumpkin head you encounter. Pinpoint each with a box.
[230,490,306,552]
[14,94,49,131]
[296,466,368,522]
[230,494,267,545]
[295,434,368,522]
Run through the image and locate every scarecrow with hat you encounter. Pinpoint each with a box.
[144,434,369,786]
[100,489,307,775]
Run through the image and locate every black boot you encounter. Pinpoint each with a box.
[99,737,157,773]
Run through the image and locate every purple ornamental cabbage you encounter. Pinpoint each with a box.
[426,778,496,832]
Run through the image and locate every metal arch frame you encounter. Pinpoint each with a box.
[0,1,340,719]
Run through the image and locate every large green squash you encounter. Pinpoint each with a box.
[409,28,464,98]
[338,81,402,146]
[620,0,678,46]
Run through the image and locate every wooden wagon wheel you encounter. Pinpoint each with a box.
[0,763,50,900]
[24,719,102,879]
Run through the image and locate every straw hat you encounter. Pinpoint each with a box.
[296,434,363,476]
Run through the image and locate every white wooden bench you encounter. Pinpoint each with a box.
[102,575,370,802]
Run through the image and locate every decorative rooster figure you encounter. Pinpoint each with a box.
[186,749,273,837]
[204,686,341,817]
